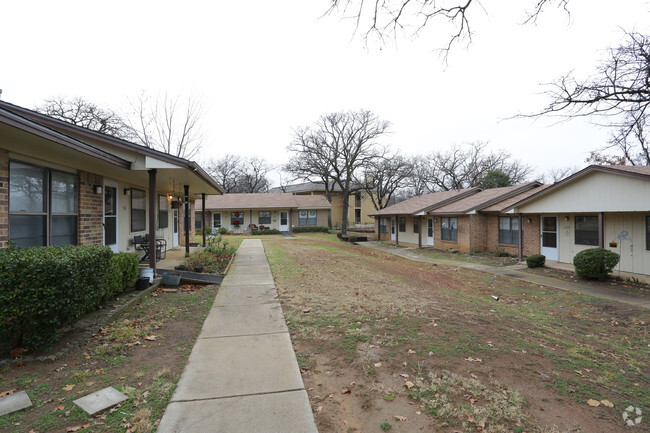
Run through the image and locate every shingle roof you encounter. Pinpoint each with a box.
[480,184,551,213]
[196,193,331,210]
[369,188,479,216]
[429,182,542,215]
[269,182,343,193]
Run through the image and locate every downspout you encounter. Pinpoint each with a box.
[184,185,190,257]
[148,169,157,273]
[518,213,524,261]
[201,193,206,247]
[598,212,604,248]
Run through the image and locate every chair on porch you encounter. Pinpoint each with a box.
[248,224,259,234]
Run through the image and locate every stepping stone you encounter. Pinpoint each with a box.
[73,386,128,416]
[0,390,32,416]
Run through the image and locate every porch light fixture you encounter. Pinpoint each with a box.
[527,218,532,223]
[124,188,131,196]
[564,216,569,221]
[167,193,173,200]
[93,185,103,194]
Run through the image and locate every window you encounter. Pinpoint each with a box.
[398,217,406,232]
[575,216,598,246]
[231,211,244,226]
[212,213,221,228]
[413,217,420,234]
[498,216,519,245]
[355,192,362,207]
[355,208,361,224]
[299,210,317,226]
[9,161,78,247]
[441,217,458,241]
[258,211,271,225]
[195,212,203,230]
[379,218,387,234]
[158,195,169,229]
[131,188,146,232]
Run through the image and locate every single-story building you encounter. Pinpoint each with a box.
[370,182,547,257]
[0,100,223,271]
[195,193,331,234]
[508,165,650,277]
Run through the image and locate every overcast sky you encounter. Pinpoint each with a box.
[2,1,648,184]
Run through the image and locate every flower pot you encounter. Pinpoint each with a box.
[135,277,150,291]
[139,268,154,284]
[162,272,181,288]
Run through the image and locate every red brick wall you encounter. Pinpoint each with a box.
[469,214,487,252]
[436,215,471,252]
[0,150,9,248]
[78,171,104,246]
[485,214,541,257]
[178,200,195,246]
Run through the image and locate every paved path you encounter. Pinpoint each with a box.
[360,242,650,309]
[158,239,318,433]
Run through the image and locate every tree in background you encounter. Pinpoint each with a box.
[206,154,272,193]
[285,109,389,234]
[361,153,413,210]
[478,169,513,189]
[35,97,134,140]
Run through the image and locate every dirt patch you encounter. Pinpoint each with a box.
[266,234,650,433]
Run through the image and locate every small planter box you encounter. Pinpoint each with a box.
[162,272,181,288]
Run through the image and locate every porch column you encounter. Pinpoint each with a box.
[201,193,206,247]
[148,169,157,272]
[418,216,422,249]
[518,213,524,261]
[598,212,604,248]
[184,185,190,257]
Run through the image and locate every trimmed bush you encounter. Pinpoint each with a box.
[573,248,620,281]
[0,245,115,351]
[254,229,282,235]
[218,227,228,235]
[109,252,139,298]
[293,226,329,233]
[525,254,546,268]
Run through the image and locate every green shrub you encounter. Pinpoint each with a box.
[254,229,282,235]
[218,227,228,235]
[0,245,114,351]
[293,226,329,233]
[109,252,139,297]
[573,248,620,281]
[526,254,546,268]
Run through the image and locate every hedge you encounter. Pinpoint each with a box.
[573,248,620,281]
[292,226,329,233]
[525,254,546,268]
[0,245,138,352]
[253,229,282,235]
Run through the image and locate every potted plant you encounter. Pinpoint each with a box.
[162,272,182,288]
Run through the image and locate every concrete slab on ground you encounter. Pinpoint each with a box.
[223,273,275,285]
[158,390,317,433]
[171,332,304,401]
[201,303,288,337]
[0,390,32,417]
[213,285,278,307]
[228,264,272,274]
[73,386,128,416]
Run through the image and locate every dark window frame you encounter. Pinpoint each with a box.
[299,210,317,226]
[195,212,203,230]
[130,188,146,232]
[413,217,420,234]
[398,217,406,232]
[498,216,519,245]
[158,195,169,229]
[231,211,244,226]
[575,215,599,246]
[258,211,271,225]
[9,160,78,247]
[379,218,387,234]
[441,217,458,242]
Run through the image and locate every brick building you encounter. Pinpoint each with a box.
[0,101,223,271]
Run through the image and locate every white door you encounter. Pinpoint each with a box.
[390,218,396,241]
[279,211,289,231]
[103,181,118,252]
[173,209,179,247]
[541,216,558,261]
[427,218,434,246]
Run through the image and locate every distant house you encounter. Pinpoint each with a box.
[270,182,376,229]
[195,193,331,234]
[508,165,650,277]
[0,100,223,269]
[370,182,546,257]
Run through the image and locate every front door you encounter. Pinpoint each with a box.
[173,209,179,247]
[390,218,396,241]
[279,211,289,231]
[427,218,434,246]
[541,216,558,261]
[103,182,118,252]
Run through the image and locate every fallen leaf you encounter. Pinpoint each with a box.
[0,389,16,398]
[600,399,614,408]
[586,399,601,407]
[341,388,351,394]
[404,381,415,389]
[407,349,416,354]
[478,417,487,428]
[394,415,406,421]
[315,406,323,413]
[144,335,157,341]
[399,373,409,378]
[374,362,382,368]
[66,424,90,432]
[94,369,103,373]
[53,405,65,412]
[62,384,75,392]
[143,391,151,399]
[85,382,94,387]
[466,414,475,423]
[470,373,479,379]
[415,411,421,415]
[302,309,311,313]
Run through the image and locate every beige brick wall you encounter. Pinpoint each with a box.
[0,150,8,248]
[178,200,195,246]
[78,171,104,246]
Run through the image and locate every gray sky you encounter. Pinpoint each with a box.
[2,1,648,184]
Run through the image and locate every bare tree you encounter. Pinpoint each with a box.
[533,31,650,165]
[326,0,569,55]
[35,96,134,140]
[205,154,243,193]
[126,92,204,160]
[361,153,413,210]
[285,110,390,234]
[206,154,272,193]
[417,142,532,192]
[539,166,579,183]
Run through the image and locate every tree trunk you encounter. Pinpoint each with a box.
[341,191,351,235]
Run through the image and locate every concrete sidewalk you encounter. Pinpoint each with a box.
[360,242,650,309]
[158,239,318,433]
